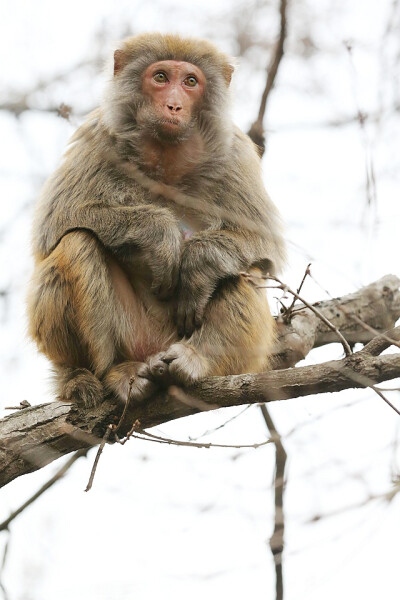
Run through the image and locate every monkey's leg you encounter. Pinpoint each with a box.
[28,230,160,407]
[148,275,275,384]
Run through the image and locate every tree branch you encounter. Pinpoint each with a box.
[0,275,399,488]
[248,0,288,153]
[0,339,399,488]
[272,274,400,368]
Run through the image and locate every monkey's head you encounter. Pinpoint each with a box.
[103,33,234,147]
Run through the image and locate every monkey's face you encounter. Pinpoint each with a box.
[138,60,206,143]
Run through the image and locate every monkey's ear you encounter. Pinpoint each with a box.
[113,49,128,76]
[223,63,234,86]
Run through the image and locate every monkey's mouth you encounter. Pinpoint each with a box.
[159,118,182,129]
[152,116,195,143]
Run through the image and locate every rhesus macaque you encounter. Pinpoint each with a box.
[27,33,286,408]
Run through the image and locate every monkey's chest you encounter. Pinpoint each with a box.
[171,204,205,240]
[179,218,197,240]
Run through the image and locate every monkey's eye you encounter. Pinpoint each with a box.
[153,72,168,83]
[184,75,198,87]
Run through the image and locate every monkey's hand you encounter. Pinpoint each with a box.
[146,238,181,300]
[176,232,252,337]
[176,270,216,338]
[133,209,183,300]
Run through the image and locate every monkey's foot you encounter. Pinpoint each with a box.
[104,361,158,403]
[59,368,104,409]
[147,342,210,385]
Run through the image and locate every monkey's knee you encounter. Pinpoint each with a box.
[27,257,83,367]
[192,276,275,375]
[27,230,116,373]
[55,368,104,408]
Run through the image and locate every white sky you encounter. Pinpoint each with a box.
[0,1,399,599]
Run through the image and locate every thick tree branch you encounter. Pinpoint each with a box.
[1,337,399,488]
[272,274,400,368]
[0,276,399,488]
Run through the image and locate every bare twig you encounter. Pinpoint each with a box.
[370,386,400,417]
[0,449,88,531]
[248,0,288,153]
[0,534,10,600]
[260,405,287,600]
[189,405,252,441]
[344,41,378,210]
[132,427,272,450]
[281,263,311,323]
[85,377,134,492]
[244,271,353,356]
[84,425,113,492]
[4,401,31,411]
[307,479,400,523]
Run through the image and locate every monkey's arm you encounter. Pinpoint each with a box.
[37,203,182,299]
[177,228,272,337]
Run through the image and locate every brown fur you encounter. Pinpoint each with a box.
[27,33,286,408]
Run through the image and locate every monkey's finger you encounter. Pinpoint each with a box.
[179,311,194,338]
[146,353,170,380]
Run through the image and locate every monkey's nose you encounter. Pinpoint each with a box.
[167,104,182,112]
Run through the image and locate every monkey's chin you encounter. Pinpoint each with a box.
[153,119,194,144]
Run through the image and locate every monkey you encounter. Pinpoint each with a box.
[27,33,286,408]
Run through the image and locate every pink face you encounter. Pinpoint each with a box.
[141,60,206,135]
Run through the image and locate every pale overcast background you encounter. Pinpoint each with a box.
[0,0,399,599]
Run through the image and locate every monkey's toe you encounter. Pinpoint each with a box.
[158,343,209,385]
[104,361,158,403]
[61,369,104,409]
[146,353,171,381]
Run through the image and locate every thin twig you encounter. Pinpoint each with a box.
[188,405,252,441]
[84,425,113,492]
[307,479,400,523]
[248,0,289,153]
[344,41,378,210]
[260,405,287,600]
[122,427,272,450]
[0,535,10,600]
[282,263,311,323]
[0,449,88,531]
[243,271,353,356]
[252,271,400,416]
[85,378,135,492]
[370,386,400,417]
[4,401,31,411]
